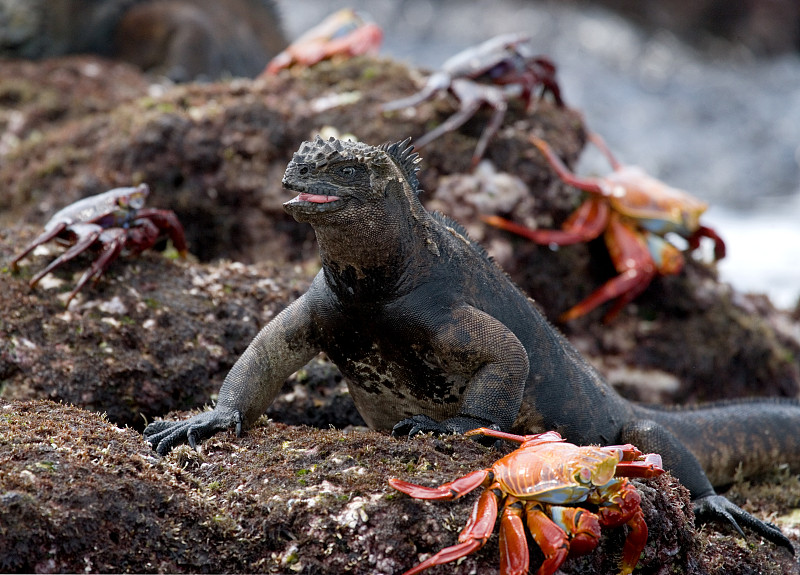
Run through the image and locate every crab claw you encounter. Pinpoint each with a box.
[615,453,665,478]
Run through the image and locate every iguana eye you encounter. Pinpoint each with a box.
[339,166,356,176]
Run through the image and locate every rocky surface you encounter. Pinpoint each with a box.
[1,53,799,572]
[2,399,798,574]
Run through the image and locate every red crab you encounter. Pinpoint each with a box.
[383,33,563,168]
[390,429,664,575]
[263,8,382,75]
[483,134,726,322]
[11,184,187,304]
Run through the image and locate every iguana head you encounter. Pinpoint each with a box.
[282,136,422,224]
[282,136,438,279]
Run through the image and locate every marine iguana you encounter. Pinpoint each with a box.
[144,136,800,551]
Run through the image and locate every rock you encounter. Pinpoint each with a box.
[0,398,715,574]
[0,0,287,80]
[0,226,309,428]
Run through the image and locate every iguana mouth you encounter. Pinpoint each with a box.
[283,190,348,216]
[294,192,341,203]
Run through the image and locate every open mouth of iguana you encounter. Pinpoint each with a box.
[293,192,341,204]
[282,184,349,215]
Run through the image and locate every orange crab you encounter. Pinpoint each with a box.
[262,8,382,75]
[483,134,725,322]
[390,429,664,575]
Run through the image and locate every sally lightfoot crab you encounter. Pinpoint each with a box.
[484,134,726,322]
[383,33,563,168]
[11,184,187,304]
[263,8,382,75]
[390,429,664,575]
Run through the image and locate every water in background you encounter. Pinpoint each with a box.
[281,0,800,309]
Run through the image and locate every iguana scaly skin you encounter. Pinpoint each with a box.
[145,136,800,551]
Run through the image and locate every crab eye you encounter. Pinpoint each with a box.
[126,192,146,210]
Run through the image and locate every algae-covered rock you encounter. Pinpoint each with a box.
[0,399,716,574]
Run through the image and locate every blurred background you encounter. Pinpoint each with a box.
[282,0,800,309]
[1,0,798,307]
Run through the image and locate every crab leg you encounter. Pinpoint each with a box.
[549,506,601,556]
[615,453,665,478]
[401,540,483,575]
[560,213,657,322]
[525,507,570,575]
[483,197,610,245]
[530,135,608,197]
[400,485,501,575]
[124,218,161,255]
[464,428,567,447]
[10,222,68,269]
[134,209,189,255]
[463,427,528,444]
[388,469,490,500]
[687,224,726,260]
[498,499,529,575]
[29,223,103,287]
[586,132,622,171]
[382,71,452,111]
[412,84,485,150]
[527,504,605,575]
[525,59,563,106]
[594,481,648,575]
[449,79,513,168]
[619,509,649,575]
[65,228,127,304]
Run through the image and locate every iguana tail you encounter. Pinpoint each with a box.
[634,398,800,487]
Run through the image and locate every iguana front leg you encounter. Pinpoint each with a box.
[144,294,320,455]
[392,305,529,437]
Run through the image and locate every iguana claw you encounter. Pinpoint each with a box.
[143,408,242,456]
[392,414,500,441]
[694,494,795,553]
[392,414,451,438]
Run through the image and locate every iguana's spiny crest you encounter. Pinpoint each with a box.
[380,137,422,195]
[291,136,421,194]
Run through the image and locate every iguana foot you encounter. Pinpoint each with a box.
[392,414,450,437]
[143,408,242,456]
[694,494,795,553]
[391,414,499,440]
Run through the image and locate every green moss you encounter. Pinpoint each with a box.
[143,297,160,309]
[33,460,56,472]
